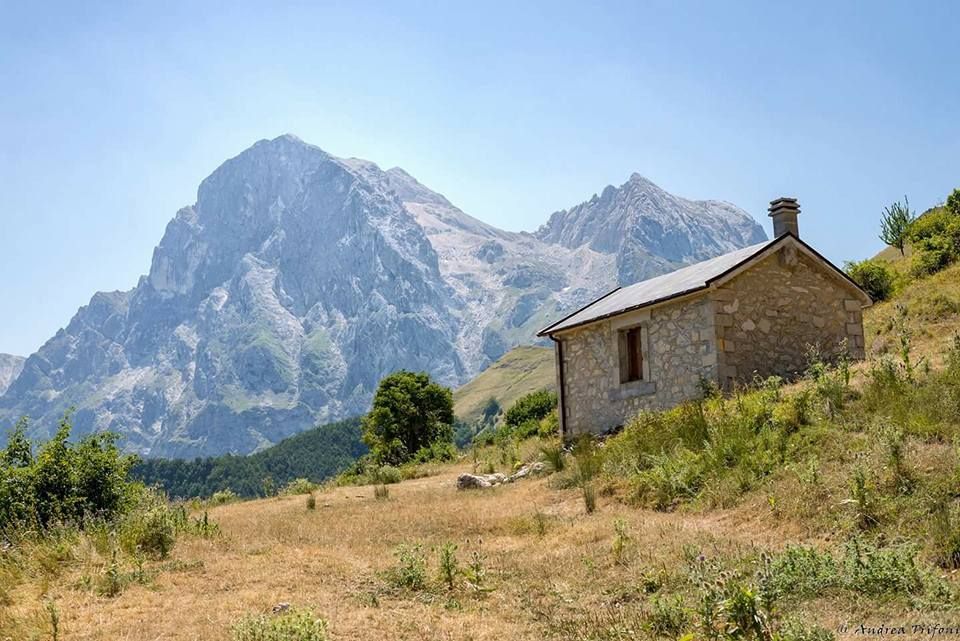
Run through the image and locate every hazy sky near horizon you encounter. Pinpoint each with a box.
[1,1,958,357]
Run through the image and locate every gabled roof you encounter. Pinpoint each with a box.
[538,234,871,336]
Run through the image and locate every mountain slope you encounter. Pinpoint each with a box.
[0,135,765,456]
[0,354,25,396]
[453,346,556,424]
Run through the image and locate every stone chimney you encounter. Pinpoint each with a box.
[768,197,800,238]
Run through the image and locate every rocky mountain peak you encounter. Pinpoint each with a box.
[535,173,766,282]
[1,136,766,457]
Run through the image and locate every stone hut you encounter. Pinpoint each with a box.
[537,198,873,438]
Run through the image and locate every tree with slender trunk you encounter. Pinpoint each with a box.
[879,196,914,256]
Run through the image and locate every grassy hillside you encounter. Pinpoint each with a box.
[453,346,555,423]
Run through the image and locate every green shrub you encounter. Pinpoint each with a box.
[841,538,924,596]
[768,545,840,599]
[0,414,139,530]
[281,478,318,495]
[231,608,328,641]
[633,447,705,511]
[906,208,960,277]
[917,293,960,320]
[305,494,316,511]
[187,510,221,538]
[611,518,631,565]
[119,491,177,560]
[844,259,894,301]
[850,466,878,530]
[97,549,125,597]
[646,594,688,637]
[503,390,557,433]
[911,241,953,278]
[385,543,427,590]
[371,465,401,485]
[411,439,457,464]
[537,409,560,437]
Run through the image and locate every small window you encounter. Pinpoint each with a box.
[618,326,644,384]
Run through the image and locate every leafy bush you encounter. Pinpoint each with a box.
[412,439,457,464]
[502,390,557,436]
[906,208,960,277]
[844,259,894,301]
[361,371,455,466]
[0,414,139,531]
[911,239,953,278]
[231,608,328,641]
[646,594,688,636]
[841,538,924,596]
[767,545,840,599]
[385,543,427,590]
[537,409,560,438]
[281,478,318,496]
[120,500,176,559]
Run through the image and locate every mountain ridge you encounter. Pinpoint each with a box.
[0,354,25,396]
[0,135,765,456]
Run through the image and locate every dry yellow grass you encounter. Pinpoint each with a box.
[6,450,956,641]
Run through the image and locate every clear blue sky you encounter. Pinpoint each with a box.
[2,1,958,357]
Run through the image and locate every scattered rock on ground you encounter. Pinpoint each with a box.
[456,463,546,490]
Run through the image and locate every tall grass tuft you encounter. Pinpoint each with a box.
[539,442,566,473]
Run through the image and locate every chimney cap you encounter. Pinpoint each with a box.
[768,197,800,215]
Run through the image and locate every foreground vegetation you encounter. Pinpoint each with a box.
[7,312,960,639]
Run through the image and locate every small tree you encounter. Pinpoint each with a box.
[947,188,960,217]
[362,371,454,465]
[879,196,914,256]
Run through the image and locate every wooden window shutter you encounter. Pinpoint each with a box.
[618,330,630,383]
[627,327,643,382]
[618,327,644,383]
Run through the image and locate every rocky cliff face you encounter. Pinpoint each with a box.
[0,135,765,456]
[0,355,24,396]
[536,173,768,283]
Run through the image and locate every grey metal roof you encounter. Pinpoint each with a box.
[539,239,777,335]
